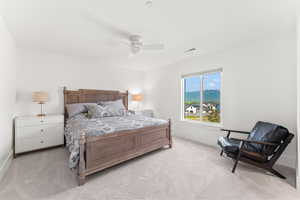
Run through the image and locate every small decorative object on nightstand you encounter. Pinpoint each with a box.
[32,91,49,117]
[135,109,154,118]
[14,114,64,157]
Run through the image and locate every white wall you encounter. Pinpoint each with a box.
[297,7,300,188]
[0,14,16,179]
[144,31,297,168]
[15,49,145,116]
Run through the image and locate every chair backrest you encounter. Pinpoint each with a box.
[268,133,294,165]
[245,121,289,155]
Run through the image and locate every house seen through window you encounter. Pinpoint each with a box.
[182,70,221,123]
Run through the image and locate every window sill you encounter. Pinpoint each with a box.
[180,119,223,128]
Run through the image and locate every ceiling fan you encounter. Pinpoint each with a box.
[83,12,164,55]
[128,35,164,54]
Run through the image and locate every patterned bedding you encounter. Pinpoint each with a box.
[65,113,168,168]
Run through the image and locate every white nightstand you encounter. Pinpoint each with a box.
[135,109,154,117]
[14,114,64,156]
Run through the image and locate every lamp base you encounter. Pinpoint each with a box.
[36,103,46,117]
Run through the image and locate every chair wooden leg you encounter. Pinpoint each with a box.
[232,148,242,173]
[220,150,223,156]
[269,168,286,179]
[232,159,239,173]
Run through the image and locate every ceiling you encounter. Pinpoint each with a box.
[0,0,297,70]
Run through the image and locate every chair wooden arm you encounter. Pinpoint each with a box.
[221,129,250,134]
[220,128,250,138]
[230,137,280,147]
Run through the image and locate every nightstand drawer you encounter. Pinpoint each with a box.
[15,135,63,154]
[16,124,63,140]
[15,137,45,153]
[15,115,64,127]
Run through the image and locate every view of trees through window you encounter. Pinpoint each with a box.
[183,71,221,123]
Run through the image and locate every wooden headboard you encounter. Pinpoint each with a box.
[63,87,129,119]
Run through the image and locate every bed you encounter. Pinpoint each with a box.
[63,88,172,185]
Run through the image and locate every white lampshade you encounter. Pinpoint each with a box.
[32,91,48,103]
[132,94,143,101]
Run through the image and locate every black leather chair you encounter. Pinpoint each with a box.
[217,121,294,179]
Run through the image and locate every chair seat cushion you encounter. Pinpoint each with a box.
[217,137,240,154]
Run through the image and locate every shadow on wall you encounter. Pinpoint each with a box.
[16,88,33,115]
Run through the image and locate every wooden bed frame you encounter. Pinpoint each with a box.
[63,87,172,185]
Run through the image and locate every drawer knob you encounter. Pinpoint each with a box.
[41,129,44,132]
[40,141,44,144]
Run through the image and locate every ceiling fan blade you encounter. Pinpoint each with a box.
[120,40,131,47]
[83,12,132,40]
[142,44,164,50]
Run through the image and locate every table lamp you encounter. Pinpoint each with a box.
[32,91,49,117]
[132,94,143,111]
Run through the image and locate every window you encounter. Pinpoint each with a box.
[182,70,222,124]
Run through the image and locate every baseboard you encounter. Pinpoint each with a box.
[0,149,13,182]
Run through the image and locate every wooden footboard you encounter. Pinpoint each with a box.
[78,119,172,185]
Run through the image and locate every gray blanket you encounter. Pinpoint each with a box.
[65,113,168,168]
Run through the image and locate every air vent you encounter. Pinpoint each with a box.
[184,48,197,53]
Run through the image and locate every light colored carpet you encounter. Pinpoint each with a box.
[0,137,299,200]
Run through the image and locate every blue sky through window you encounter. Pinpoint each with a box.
[185,72,221,92]
[203,72,221,90]
[185,76,200,92]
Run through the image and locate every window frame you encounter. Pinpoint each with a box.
[181,68,223,127]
